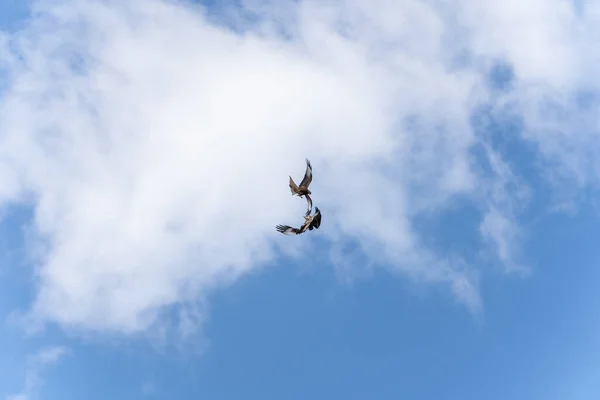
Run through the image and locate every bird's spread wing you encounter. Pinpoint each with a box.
[304,193,313,216]
[289,176,299,194]
[276,224,302,235]
[298,158,312,188]
[311,207,322,229]
[299,217,312,233]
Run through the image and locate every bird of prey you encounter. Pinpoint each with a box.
[289,158,313,216]
[276,207,322,235]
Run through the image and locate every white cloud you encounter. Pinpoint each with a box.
[477,142,530,274]
[0,0,598,337]
[6,346,68,400]
[459,0,600,193]
[458,0,578,86]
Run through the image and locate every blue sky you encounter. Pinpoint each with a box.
[1,0,600,399]
[2,205,600,399]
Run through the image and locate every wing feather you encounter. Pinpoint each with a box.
[304,193,313,216]
[298,220,310,233]
[276,224,302,235]
[311,207,322,229]
[289,176,299,194]
[298,158,312,188]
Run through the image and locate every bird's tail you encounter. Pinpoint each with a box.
[289,176,299,194]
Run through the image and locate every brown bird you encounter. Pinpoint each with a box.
[289,158,313,216]
[276,207,322,235]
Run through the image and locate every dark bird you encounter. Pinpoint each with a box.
[276,207,322,235]
[289,158,313,216]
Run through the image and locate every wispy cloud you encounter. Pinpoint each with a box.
[6,346,69,400]
[0,0,597,338]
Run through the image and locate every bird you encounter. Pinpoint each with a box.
[276,207,322,235]
[289,158,313,216]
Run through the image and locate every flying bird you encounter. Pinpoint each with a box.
[289,158,313,216]
[276,207,322,235]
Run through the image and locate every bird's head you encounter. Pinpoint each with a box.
[307,189,312,195]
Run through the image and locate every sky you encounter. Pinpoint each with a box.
[0,0,600,398]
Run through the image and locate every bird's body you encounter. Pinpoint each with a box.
[289,158,313,216]
[276,207,322,235]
